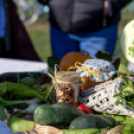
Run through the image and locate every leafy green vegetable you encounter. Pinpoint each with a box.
[7,116,35,132]
[0,106,6,121]
[0,96,25,106]
[122,77,133,88]
[104,114,134,134]
[114,77,134,107]
[0,82,47,102]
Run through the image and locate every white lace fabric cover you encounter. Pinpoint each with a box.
[80,77,134,118]
[76,59,116,82]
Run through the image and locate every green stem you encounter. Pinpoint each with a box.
[0,96,25,106]
[117,70,120,77]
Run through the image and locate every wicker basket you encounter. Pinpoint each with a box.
[21,124,124,134]
[80,77,134,118]
[21,124,62,134]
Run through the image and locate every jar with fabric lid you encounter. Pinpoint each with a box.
[75,59,116,90]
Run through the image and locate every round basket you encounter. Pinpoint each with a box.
[21,124,124,134]
[21,124,62,134]
[80,77,134,118]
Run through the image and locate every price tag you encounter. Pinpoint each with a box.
[120,19,134,64]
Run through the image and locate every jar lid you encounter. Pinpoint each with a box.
[56,71,80,83]
[76,59,116,82]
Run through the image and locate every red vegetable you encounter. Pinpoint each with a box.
[38,75,48,85]
[77,104,93,114]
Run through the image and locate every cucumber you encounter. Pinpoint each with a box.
[34,102,85,126]
[69,115,115,129]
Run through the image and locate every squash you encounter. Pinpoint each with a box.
[69,115,115,129]
[81,77,103,90]
[34,102,85,126]
[59,50,92,71]
[81,77,111,91]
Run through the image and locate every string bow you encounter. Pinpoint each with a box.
[68,62,110,78]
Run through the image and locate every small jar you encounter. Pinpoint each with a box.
[52,71,82,106]
[76,59,116,90]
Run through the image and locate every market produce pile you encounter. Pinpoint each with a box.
[1,50,134,134]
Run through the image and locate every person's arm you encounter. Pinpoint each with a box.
[107,0,133,16]
[38,0,49,5]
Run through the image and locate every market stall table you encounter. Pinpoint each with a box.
[0,58,48,134]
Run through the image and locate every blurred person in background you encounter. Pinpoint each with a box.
[0,0,40,61]
[38,0,132,59]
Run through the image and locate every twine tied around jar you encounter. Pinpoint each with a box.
[41,65,80,101]
[68,62,110,78]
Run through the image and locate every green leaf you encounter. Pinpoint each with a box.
[114,77,134,105]
[115,99,121,106]
[7,115,35,132]
[95,51,112,61]
[123,129,131,134]
[47,56,60,71]
[0,96,25,106]
[112,58,121,70]
[118,64,133,76]
[0,83,7,96]
[123,122,134,133]
[121,88,134,97]
[122,85,127,90]
[122,77,133,88]
[127,101,134,108]
[121,77,134,97]
[120,97,126,103]
[0,106,6,121]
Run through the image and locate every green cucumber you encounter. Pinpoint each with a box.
[69,115,115,129]
[34,102,85,126]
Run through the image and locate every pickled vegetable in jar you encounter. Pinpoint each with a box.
[52,71,82,106]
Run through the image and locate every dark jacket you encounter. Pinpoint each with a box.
[3,0,40,61]
[38,0,132,34]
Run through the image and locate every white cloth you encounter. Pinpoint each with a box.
[0,58,48,74]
